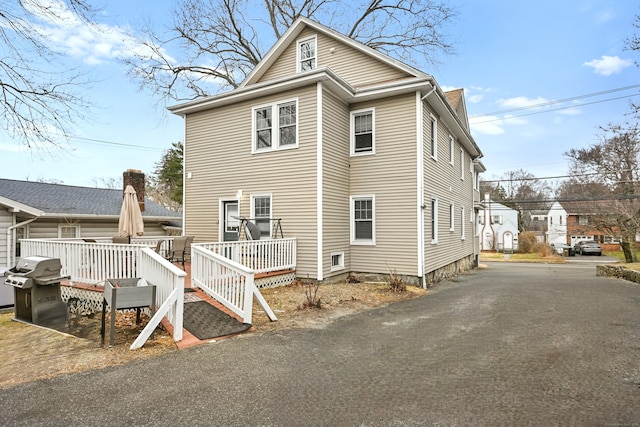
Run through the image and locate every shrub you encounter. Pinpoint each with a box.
[518,231,538,254]
[298,280,322,309]
[387,269,407,293]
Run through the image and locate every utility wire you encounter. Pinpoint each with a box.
[480,169,636,183]
[471,94,639,124]
[484,194,640,205]
[471,84,640,118]
[68,135,163,151]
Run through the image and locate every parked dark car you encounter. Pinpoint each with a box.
[574,240,602,256]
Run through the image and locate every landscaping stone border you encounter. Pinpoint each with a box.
[596,264,640,283]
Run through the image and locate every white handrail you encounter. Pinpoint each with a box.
[197,238,297,274]
[191,245,277,324]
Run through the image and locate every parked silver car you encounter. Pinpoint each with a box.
[551,243,575,256]
[574,240,602,256]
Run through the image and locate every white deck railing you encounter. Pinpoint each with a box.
[191,245,276,324]
[20,239,186,348]
[198,238,297,274]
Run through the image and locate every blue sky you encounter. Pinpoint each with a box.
[0,0,638,187]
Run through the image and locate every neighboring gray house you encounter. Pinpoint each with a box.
[169,17,484,286]
[0,173,182,269]
[478,195,519,252]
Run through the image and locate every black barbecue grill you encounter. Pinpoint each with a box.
[3,256,70,324]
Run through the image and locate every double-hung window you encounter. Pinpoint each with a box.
[429,115,437,159]
[297,36,316,72]
[449,203,455,231]
[59,224,79,239]
[351,109,375,155]
[449,135,454,164]
[251,194,272,239]
[351,195,375,244]
[431,197,438,244]
[253,99,298,152]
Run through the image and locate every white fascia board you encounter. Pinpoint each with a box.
[169,68,354,115]
[241,17,428,88]
[38,213,179,222]
[0,196,43,217]
[428,86,482,158]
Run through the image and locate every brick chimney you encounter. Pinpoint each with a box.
[123,169,145,211]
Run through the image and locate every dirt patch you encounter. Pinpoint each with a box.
[0,281,426,388]
[251,280,426,333]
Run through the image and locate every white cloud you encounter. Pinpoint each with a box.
[557,107,581,116]
[467,94,483,103]
[584,55,633,76]
[469,116,505,135]
[594,9,614,24]
[498,96,548,109]
[0,142,29,154]
[21,0,150,65]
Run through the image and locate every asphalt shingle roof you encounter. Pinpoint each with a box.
[0,179,181,219]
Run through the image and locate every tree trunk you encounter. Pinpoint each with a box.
[620,241,634,263]
[621,228,638,263]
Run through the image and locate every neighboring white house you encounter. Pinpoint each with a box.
[546,201,567,246]
[478,195,519,252]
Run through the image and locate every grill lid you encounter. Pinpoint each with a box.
[6,256,63,278]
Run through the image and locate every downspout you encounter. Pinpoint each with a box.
[316,81,324,281]
[419,84,435,289]
[6,217,37,267]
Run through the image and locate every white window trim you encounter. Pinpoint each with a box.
[252,98,299,153]
[350,194,376,245]
[449,134,454,165]
[431,197,438,244]
[58,224,80,238]
[330,251,345,272]
[250,193,273,240]
[430,114,438,160]
[449,202,455,231]
[350,108,376,156]
[460,148,465,180]
[297,35,317,73]
[461,207,466,240]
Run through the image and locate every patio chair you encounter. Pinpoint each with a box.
[112,236,130,244]
[153,239,165,257]
[166,236,194,267]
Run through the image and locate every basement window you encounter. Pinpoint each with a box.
[331,252,344,271]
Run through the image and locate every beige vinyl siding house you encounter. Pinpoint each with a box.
[320,89,351,277]
[170,17,484,286]
[258,27,412,88]
[423,105,476,276]
[349,93,418,276]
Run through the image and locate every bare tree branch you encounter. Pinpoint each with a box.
[122,0,457,103]
[564,119,640,262]
[0,0,96,150]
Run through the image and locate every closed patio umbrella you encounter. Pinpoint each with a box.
[118,185,144,243]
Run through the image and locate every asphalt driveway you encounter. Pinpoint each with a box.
[1,261,639,426]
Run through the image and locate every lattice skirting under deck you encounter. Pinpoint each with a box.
[255,271,296,289]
